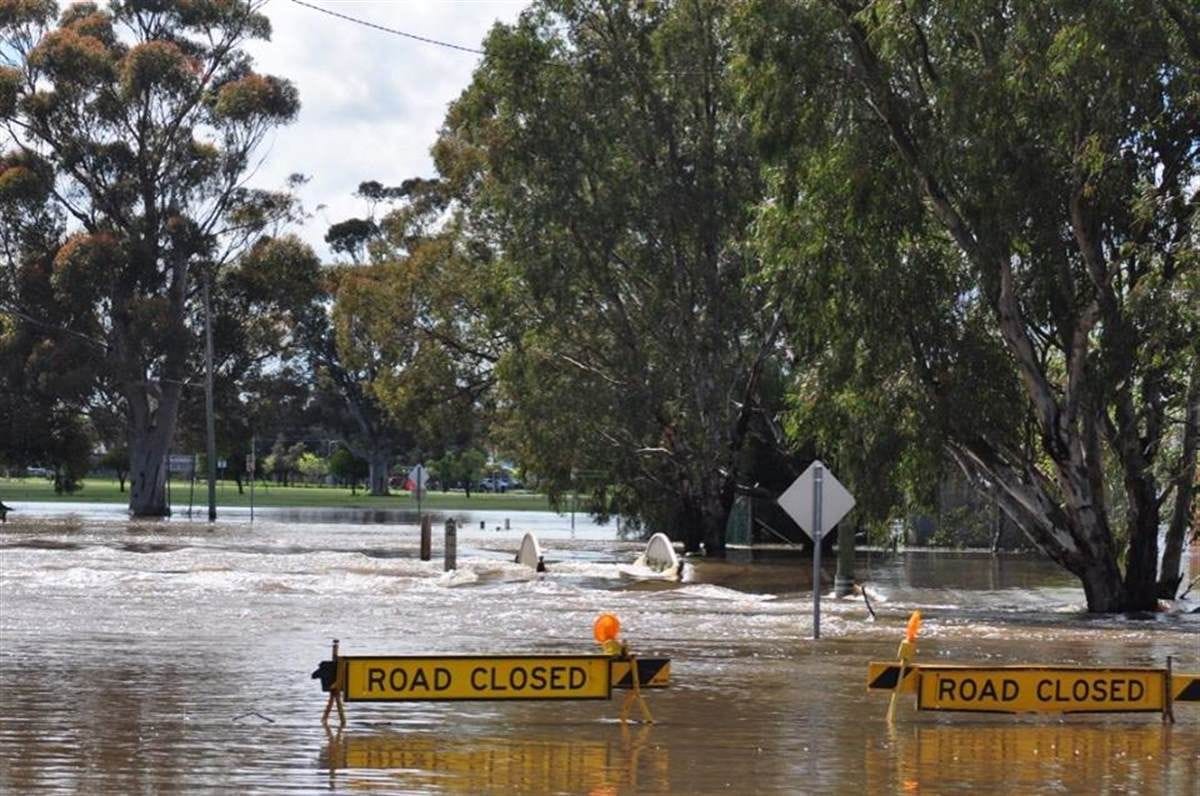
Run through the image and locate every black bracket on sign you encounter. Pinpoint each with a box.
[312,660,337,692]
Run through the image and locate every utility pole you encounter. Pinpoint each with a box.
[250,432,256,522]
[204,268,217,522]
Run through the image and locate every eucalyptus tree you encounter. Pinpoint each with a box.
[736,0,1199,609]
[173,233,322,491]
[1,0,299,515]
[300,178,502,497]
[309,261,410,496]
[0,224,95,491]
[435,0,784,552]
[0,142,85,484]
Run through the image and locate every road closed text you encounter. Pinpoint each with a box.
[917,668,1165,713]
[342,656,612,701]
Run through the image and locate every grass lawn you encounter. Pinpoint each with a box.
[0,477,556,512]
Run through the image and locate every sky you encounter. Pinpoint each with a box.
[244,0,529,254]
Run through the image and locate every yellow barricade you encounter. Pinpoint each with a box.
[868,611,1198,720]
[311,628,670,726]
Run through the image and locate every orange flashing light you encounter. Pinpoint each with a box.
[905,610,922,644]
[594,613,620,644]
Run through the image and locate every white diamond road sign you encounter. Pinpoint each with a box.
[777,460,855,540]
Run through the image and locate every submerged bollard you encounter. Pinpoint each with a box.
[420,515,432,561]
[444,518,457,571]
[834,521,855,597]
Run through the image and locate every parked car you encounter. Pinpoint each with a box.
[26,466,53,478]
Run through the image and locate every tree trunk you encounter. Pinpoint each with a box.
[1159,364,1199,598]
[1122,475,1162,611]
[702,478,730,556]
[367,449,390,496]
[702,510,726,555]
[128,427,171,516]
[126,379,182,516]
[947,442,1148,612]
[678,497,704,554]
[1079,559,1128,614]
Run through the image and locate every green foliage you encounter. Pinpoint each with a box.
[457,448,486,490]
[213,73,298,122]
[0,151,53,206]
[98,445,129,491]
[297,181,492,491]
[0,1,58,28]
[324,218,378,263]
[328,446,368,488]
[50,233,119,312]
[296,452,328,483]
[1,0,301,515]
[120,40,192,97]
[0,65,19,115]
[435,0,786,550]
[735,0,1199,609]
[427,448,489,493]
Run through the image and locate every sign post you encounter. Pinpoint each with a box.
[813,464,823,638]
[777,460,855,639]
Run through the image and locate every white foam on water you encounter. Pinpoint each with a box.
[618,560,679,581]
[437,568,480,587]
[658,583,777,603]
[540,559,626,580]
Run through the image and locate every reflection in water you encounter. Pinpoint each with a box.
[868,722,1197,794]
[321,725,666,793]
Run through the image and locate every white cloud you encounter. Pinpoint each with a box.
[244,0,528,254]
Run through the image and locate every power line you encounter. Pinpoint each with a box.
[289,0,485,55]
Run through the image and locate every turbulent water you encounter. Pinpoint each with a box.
[0,507,1197,794]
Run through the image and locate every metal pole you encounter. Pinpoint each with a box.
[187,454,196,517]
[249,433,256,523]
[813,463,823,639]
[204,270,217,521]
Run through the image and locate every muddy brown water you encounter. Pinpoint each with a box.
[1,513,1197,794]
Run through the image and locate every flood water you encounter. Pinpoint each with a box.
[1,511,1197,794]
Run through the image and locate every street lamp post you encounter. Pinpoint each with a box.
[204,268,217,522]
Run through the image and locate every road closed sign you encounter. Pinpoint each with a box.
[916,666,1166,714]
[341,655,612,702]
